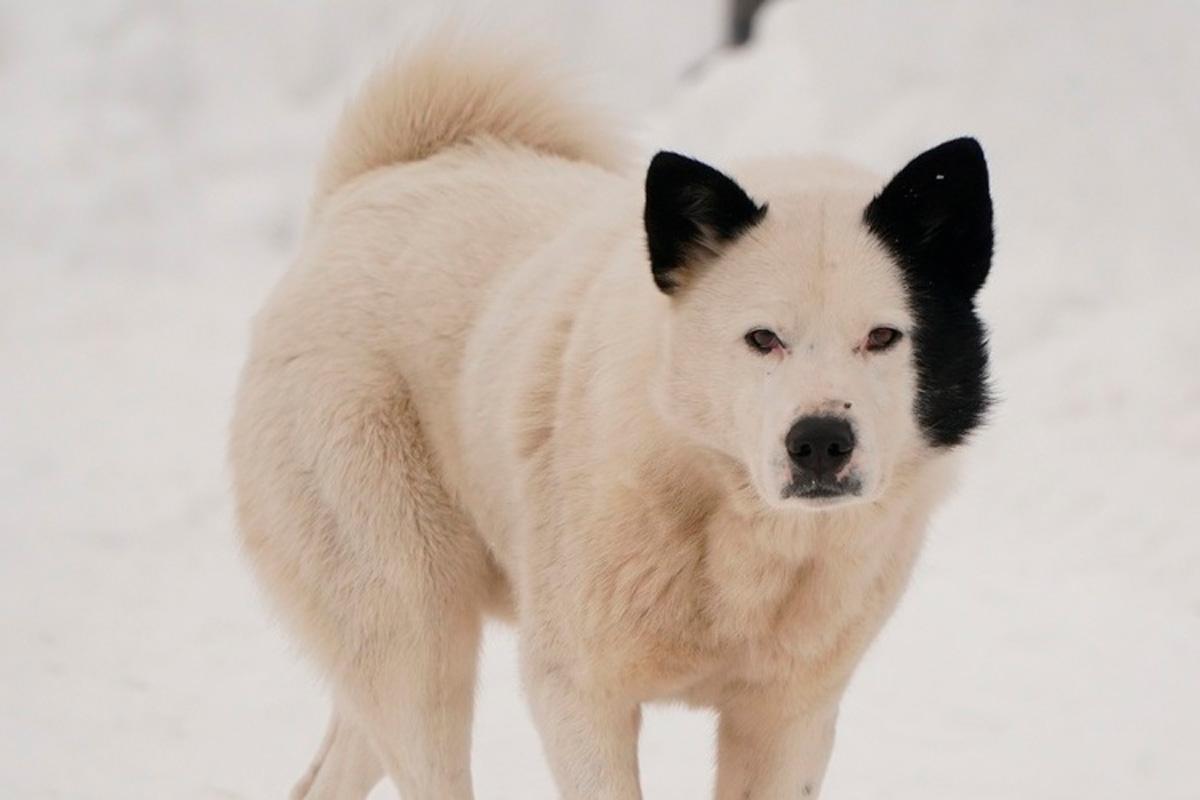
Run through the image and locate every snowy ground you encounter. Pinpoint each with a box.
[2,1,1198,798]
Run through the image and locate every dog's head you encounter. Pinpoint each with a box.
[645,139,993,511]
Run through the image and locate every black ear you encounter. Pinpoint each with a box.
[644,151,766,294]
[864,137,993,300]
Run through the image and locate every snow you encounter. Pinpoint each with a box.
[2,1,1198,797]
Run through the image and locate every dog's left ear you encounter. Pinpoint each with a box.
[644,151,766,294]
[864,137,993,300]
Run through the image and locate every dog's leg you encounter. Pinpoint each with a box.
[278,380,491,800]
[714,694,839,800]
[340,597,483,800]
[291,710,382,800]
[522,655,643,800]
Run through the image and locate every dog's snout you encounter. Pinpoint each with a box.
[786,416,855,477]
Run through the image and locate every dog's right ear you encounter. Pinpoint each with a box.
[644,151,766,294]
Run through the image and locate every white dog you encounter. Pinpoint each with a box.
[230,35,994,800]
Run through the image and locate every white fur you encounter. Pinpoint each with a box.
[230,37,960,799]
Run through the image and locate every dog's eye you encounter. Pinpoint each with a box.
[745,328,783,354]
[865,327,902,352]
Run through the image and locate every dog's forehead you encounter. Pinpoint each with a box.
[735,157,896,273]
[722,189,909,322]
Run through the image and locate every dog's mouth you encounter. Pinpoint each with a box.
[781,474,863,503]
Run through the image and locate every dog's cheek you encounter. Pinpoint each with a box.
[855,365,907,490]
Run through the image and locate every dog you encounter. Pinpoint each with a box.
[230,35,993,800]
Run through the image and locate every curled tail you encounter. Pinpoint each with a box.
[313,34,625,207]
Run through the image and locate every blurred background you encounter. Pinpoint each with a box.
[2,1,1198,797]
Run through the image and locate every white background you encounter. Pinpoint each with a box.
[2,1,1198,797]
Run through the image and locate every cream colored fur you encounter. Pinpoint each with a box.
[230,37,960,800]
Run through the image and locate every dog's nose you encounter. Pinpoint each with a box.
[786,416,855,477]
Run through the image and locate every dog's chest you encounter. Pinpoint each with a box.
[600,543,890,706]
[715,560,871,686]
[575,492,930,705]
[681,516,918,705]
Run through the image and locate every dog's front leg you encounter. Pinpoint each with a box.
[523,656,643,800]
[714,692,840,800]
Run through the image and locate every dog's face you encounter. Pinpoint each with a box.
[645,141,993,511]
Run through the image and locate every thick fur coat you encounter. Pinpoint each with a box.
[230,36,993,800]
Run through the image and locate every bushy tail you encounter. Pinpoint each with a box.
[313,33,625,207]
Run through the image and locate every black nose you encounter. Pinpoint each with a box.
[786,416,855,478]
